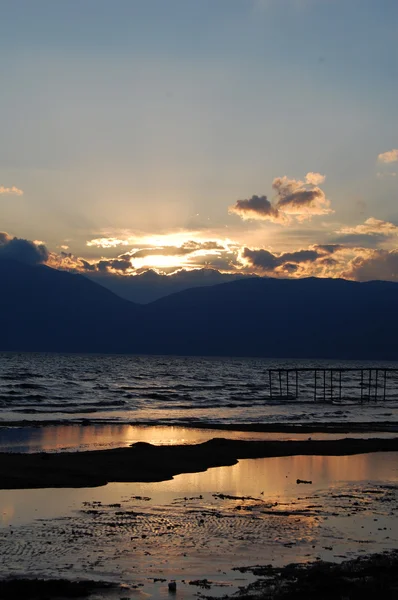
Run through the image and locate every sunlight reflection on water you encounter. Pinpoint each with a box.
[1,452,397,527]
[0,423,397,454]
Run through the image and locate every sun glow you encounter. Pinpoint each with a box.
[131,254,188,270]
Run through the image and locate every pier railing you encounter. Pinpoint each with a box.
[267,368,398,403]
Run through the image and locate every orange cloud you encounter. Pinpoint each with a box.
[337,217,398,236]
[378,149,398,163]
[305,172,326,185]
[0,186,23,196]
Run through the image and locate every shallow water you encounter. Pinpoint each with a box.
[0,423,397,454]
[1,453,397,598]
[1,353,398,426]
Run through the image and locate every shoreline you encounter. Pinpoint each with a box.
[1,436,398,489]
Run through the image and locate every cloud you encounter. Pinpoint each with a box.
[241,246,323,274]
[305,172,326,185]
[337,217,398,236]
[342,249,398,282]
[240,243,358,278]
[0,186,24,196]
[86,237,130,248]
[378,149,398,163]
[229,173,332,224]
[48,238,235,276]
[229,195,284,223]
[97,259,132,272]
[272,176,332,219]
[0,232,48,265]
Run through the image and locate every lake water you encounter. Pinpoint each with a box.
[1,353,398,426]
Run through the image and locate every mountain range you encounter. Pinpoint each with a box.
[86,268,255,303]
[1,258,398,359]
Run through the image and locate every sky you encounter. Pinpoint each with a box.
[1,0,398,281]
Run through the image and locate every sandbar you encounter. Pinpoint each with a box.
[1,436,398,489]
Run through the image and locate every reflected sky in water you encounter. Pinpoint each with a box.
[1,452,397,527]
[1,423,397,454]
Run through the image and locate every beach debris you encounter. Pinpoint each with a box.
[168,580,177,592]
[130,495,151,501]
[189,579,212,589]
[296,479,312,484]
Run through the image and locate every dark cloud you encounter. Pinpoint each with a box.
[0,232,48,265]
[242,247,322,273]
[229,195,283,222]
[80,259,97,272]
[276,188,326,210]
[272,177,332,218]
[282,263,299,273]
[229,175,332,223]
[97,259,132,272]
[280,249,320,263]
[242,248,280,270]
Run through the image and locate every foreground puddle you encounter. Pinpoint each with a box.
[0,453,398,598]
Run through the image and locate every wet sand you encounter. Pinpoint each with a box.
[0,436,398,489]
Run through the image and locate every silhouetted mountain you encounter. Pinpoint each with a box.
[86,268,257,303]
[0,259,143,353]
[143,277,398,359]
[2,259,398,359]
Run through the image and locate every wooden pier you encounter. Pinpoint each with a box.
[267,368,398,403]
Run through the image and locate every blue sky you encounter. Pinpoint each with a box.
[0,0,397,280]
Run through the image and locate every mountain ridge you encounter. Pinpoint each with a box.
[1,258,398,359]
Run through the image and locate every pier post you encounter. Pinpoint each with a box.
[314,370,317,402]
[375,369,378,402]
[368,369,372,402]
[384,370,387,401]
[361,369,364,403]
[339,370,342,402]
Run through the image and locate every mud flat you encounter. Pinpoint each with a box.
[0,578,117,600]
[1,437,398,489]
[205,550,398,599]
[1,452,398,599]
